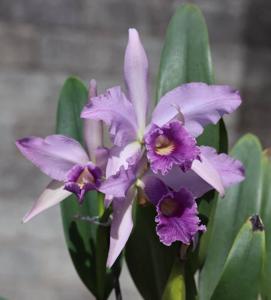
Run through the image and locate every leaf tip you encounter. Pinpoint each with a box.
[177,3,201,13]
[62,76,87,91]
[263,147,271,159]
[249,215,264,232]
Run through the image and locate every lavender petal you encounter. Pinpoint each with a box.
[81,86,137,147]
[22,180,71,223]
[152,83,241,137]
[124,28,149,135]
[16,135,89,181]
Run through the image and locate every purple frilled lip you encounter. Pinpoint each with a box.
[156,188,206,246]
[142,175,205,246]
[64,162,102,203]
[145,120,200,175]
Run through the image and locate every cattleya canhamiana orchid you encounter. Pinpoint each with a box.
[16,28,245,268]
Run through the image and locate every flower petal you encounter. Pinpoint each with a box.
[22,180,71,223]
[152,83,241,137]
[83,79,104,159]
[99,166,136,206]
[124,28,149,135]
[141,175,169,206]
[16,135,89,181]
[191,155,225,197]
[159,145,245,199]
[94,147,109,172]
[191,146,245,197]
[81,86,137,147]
[197,146,245,189]
[106,142,142,178]
[157,166,213,198]
[106,189,135,268]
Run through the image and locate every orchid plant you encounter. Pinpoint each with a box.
[17,27,244,264]
[15,4,271,300]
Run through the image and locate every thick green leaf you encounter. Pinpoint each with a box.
[156,4,214,101]
[126,4,227,300]
[197,193,218,267]
[199,134,263,300]
[56,77,121,300]
[125,204,178,299]
[211,216,265,300]
[260,151,271,299]
[162,258,185,300]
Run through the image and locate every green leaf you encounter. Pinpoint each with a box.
[126,4,226,299]
[211,216,265,300]
[199,134,263,300]
[125,204,178,300]
[156,4,214,101]
[162,258,186,300]
[56,77,121,300]
[260,150,271,299]
[156,3,228,152]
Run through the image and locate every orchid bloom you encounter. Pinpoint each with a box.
[143,175,206,246]
[16,80,107,223]
[142,146,245,247]
[81,29,245,267]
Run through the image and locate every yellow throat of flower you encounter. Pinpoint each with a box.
[77,167,95,188]
[155,135,175,156]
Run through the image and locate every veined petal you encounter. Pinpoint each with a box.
[81,86,137,147]
[83,79,104,160]
[22,180,71,223]
[106,188,135,268]
[152,83,241,137]
[106,141,142,178]
[124,28,149,135]
[16,135,89,181]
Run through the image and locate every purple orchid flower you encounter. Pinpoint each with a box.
[155,189,205,247]
[143,175,206,246]
[81,29,242,196]
[16,80,107,223]
[142,153,245,247]
[81,28,245,267]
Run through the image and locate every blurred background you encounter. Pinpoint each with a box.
[1,0,270,299]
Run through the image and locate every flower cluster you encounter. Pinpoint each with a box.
[16,29,244,268]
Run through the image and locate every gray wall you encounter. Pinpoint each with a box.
[1,0,270,299]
